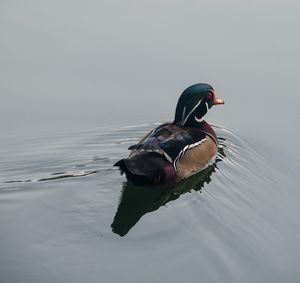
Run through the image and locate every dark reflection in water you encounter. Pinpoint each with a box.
[112,140,226,236]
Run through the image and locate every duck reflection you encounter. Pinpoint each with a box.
[111,143,225,237]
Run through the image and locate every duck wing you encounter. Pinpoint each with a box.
[128,123,207,163]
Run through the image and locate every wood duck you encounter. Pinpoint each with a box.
[114,83,224,185]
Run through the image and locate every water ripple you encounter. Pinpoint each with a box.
[0,122,299,283]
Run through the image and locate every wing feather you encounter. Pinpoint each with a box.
[128,123,206,163]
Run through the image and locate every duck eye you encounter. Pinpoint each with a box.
[207,93,212,99]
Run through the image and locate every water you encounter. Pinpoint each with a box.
[0,123,299,283]
[1,0,300,282]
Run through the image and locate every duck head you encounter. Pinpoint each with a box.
[173,83,224,127]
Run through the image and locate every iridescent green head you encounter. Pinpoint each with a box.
[173,83,224,127]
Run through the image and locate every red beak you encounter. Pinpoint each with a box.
[212,91,224,105]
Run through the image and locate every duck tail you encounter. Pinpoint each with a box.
[114,153,176,185]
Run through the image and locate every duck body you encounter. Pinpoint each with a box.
[114,83,224,186]
[115,121,218,185]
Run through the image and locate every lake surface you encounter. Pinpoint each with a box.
[1,0,299,282]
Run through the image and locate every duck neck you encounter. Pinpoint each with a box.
[184,117,204,128]
[184,119,218,144]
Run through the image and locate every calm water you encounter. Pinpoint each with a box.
[0,123,299,283]
[1,0,300,282]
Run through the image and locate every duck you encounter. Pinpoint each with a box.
[114,83,224,185]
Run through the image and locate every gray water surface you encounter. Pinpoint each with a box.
[0,124,299,283]
[1,0,300,282]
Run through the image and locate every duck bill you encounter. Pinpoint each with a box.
[212,91,225,105]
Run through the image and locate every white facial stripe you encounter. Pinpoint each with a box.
[181,106,186,125]
[205,102,209,112]
[182,99,202,125]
